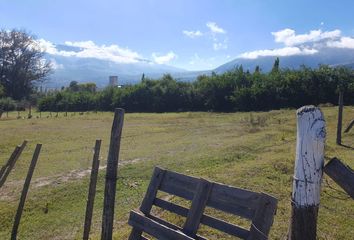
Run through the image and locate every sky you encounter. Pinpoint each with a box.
[1,0,354,71]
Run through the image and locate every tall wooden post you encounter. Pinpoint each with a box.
[83,139,102,240]
[101,109,125,240]
[336,90,343,145]
[288,106,326,240]
[11,144,42,240]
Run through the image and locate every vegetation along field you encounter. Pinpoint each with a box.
[0,107,353,239]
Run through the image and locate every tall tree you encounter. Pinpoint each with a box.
[0,29,52,100]
[271,57,280,73]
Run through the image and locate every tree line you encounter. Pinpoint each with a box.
[1,29,354,114]
[37,63,354,113]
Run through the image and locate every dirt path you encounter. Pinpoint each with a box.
[0,157,145,201]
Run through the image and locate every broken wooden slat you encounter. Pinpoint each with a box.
[324,157,354,199]
[101,109,124,240]
[183,179,212,236]
[11,144,42,240]
[248,193,278,240]
[83,139,102,240]
[128,211,194,240]
[0,140,28,188]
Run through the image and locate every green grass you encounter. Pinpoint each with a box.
[0,107,353,239]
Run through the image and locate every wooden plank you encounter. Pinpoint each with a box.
[183,179,212,236]
[200,214,249,239]
[324,157,354,199]
[140,167,166,214]
[83,139,102,240]
[159,169,258,219]
[101,108,125,240]
[129,167,166,239]
[154,197,189,215]
[154,198,250,239]
[0,146,20,181]
[148,214,208,240]
[0,140,28,188]
[159,170,197,200]
[208,184,257,219]
[128,211,194,240]
[11,144,42,240]
[248,193,278,240]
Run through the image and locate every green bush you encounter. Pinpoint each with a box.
[0,97,17,111]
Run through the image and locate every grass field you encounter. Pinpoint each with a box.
[0,107,353,239]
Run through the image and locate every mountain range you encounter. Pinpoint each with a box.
[45,45,354,88]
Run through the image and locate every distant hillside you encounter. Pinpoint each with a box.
[215,47,354,73]
[44,43,187,88]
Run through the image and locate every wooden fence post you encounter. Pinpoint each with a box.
[0,146,21,181]
[336,91,343,145]
[83,139,102,240]
[288,106,326,240]
[11,144,42,240]
[101,109,125,240]
[0,140,28,188]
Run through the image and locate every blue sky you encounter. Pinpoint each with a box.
[1,0,354,70]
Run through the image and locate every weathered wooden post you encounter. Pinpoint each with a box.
[288,106,326,240]
[0,140,28,188]
[0,146,21,181]
[336,91,343,145]
[101,108,125,240]
[83,139,102,240]
[11,144,42,240]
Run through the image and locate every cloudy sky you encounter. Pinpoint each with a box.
[1,0,354,70]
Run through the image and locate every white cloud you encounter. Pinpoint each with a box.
[206,22,226,34]
[152,51,177,64]
[327,37,354,49]
[182,30,203,38]
[272,28,341,46]
[64,40,96,48]
[37,39,144,63]
[238,27,354,59]
[239,47,318,59]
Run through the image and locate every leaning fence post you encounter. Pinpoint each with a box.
[336,90,344,145]
[101,108,125,240]
[0,146,21,181]
[11,144,42,240]
[83,139,102,240]
[288,106,326,240]
[0,140,28,188]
